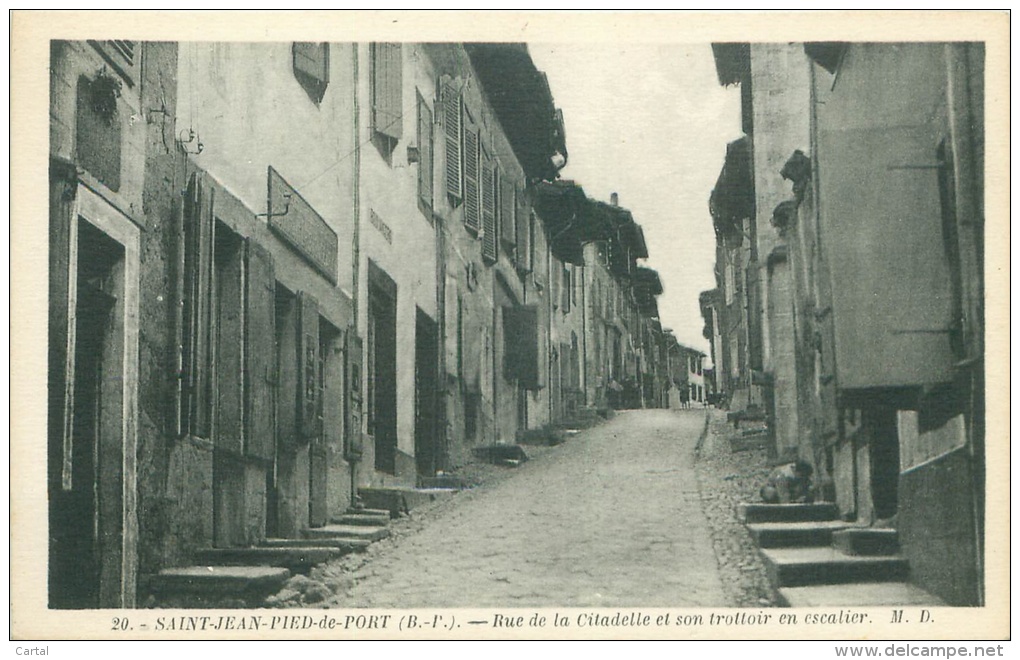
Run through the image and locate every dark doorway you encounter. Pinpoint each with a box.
[414,308,440,479]
[368,262,398,474]
[869,408,900,521]
[49,220,123,609]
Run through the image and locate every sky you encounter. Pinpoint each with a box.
[528,43,743,356]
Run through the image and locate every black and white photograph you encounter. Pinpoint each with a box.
[10,10,1009,644]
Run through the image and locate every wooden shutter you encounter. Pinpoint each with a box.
[372,43,402,140]
[293,42,329,102]
[481,158,497,262]
[443,83,462,200]
[417,94,434,208]
[500,175,515,247]
[297,291,321,441]
[515,187,531,272]
[215,238,245,455]
[503,305,541,389]
[562,266,571,313]
[48,159,77,490]
[87,40,138,87]
[463,127,480,232]
[245,239,276,461]
[182,173,215,439]
[344,332,364,460]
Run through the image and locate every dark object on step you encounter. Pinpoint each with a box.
[473,444,530,466]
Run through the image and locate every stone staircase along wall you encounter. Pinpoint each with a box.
[737,502,944,607]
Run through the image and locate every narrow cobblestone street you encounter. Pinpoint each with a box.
[310,410,727,609]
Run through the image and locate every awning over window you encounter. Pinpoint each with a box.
[709,136,755,235]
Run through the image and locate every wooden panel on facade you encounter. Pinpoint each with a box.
[245,239,276,461]
[816,43,956,390]
[267,166,338,285]
[463,127,480,232]
[503,305,542,390]
[298,291,321,441]
[417,94,434,210]
[481,160,497,262]
[371,43,403,140]
[214,232,245,455]
[443,82,462,200]
[182,173,215,439]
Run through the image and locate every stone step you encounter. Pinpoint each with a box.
[262,537,371,553]
[358,487,458,516]
[148,566,290,601]
[832,528,900,556]
[778,582,945,607]
[193,547,340,572]
[761,547,909,588]
[746,521,848,548]
[331,512,391,527]
[737,502,839,524]
[347,507,392,518]
[302,524,390,542]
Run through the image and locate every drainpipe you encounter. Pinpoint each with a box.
[350,43,362,506]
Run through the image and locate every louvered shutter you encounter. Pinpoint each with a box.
[500,175,515,248]
[417,95,433,208]
[463,127,480,232]
[182,173,215,439]
[515,186,531,273]
[298,291,321,441]
[372,43,403,140]
[481,159,497,262]
[245,239,276,460]
[443,83,462,200]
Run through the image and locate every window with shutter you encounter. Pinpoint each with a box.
[463,126,480,233]
[87,40,138,87]
[293,42,329,103]
[417,93,434,214]
[503,305,541,389]
[500,175,516,250]
[180,173,215,440]
[514,186,531,273]
[245,239,276,461]
[443,83,463,201]
[481,157,498,263]
[371,43,403,142]
[213,224,245,455]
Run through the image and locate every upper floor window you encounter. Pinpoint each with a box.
[371,43,403,148]
[293,42,329,103]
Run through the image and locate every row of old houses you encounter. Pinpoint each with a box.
[700,42,985,605]
[46,40,684,608]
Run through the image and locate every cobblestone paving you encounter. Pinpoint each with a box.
[310,410,727,609]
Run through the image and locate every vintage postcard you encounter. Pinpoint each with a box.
[10,10,1010,643]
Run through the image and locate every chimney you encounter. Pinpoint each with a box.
[610,192,619,207]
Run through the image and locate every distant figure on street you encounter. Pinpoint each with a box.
[760,460,814,504]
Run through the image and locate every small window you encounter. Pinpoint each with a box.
[293,42,329,103]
